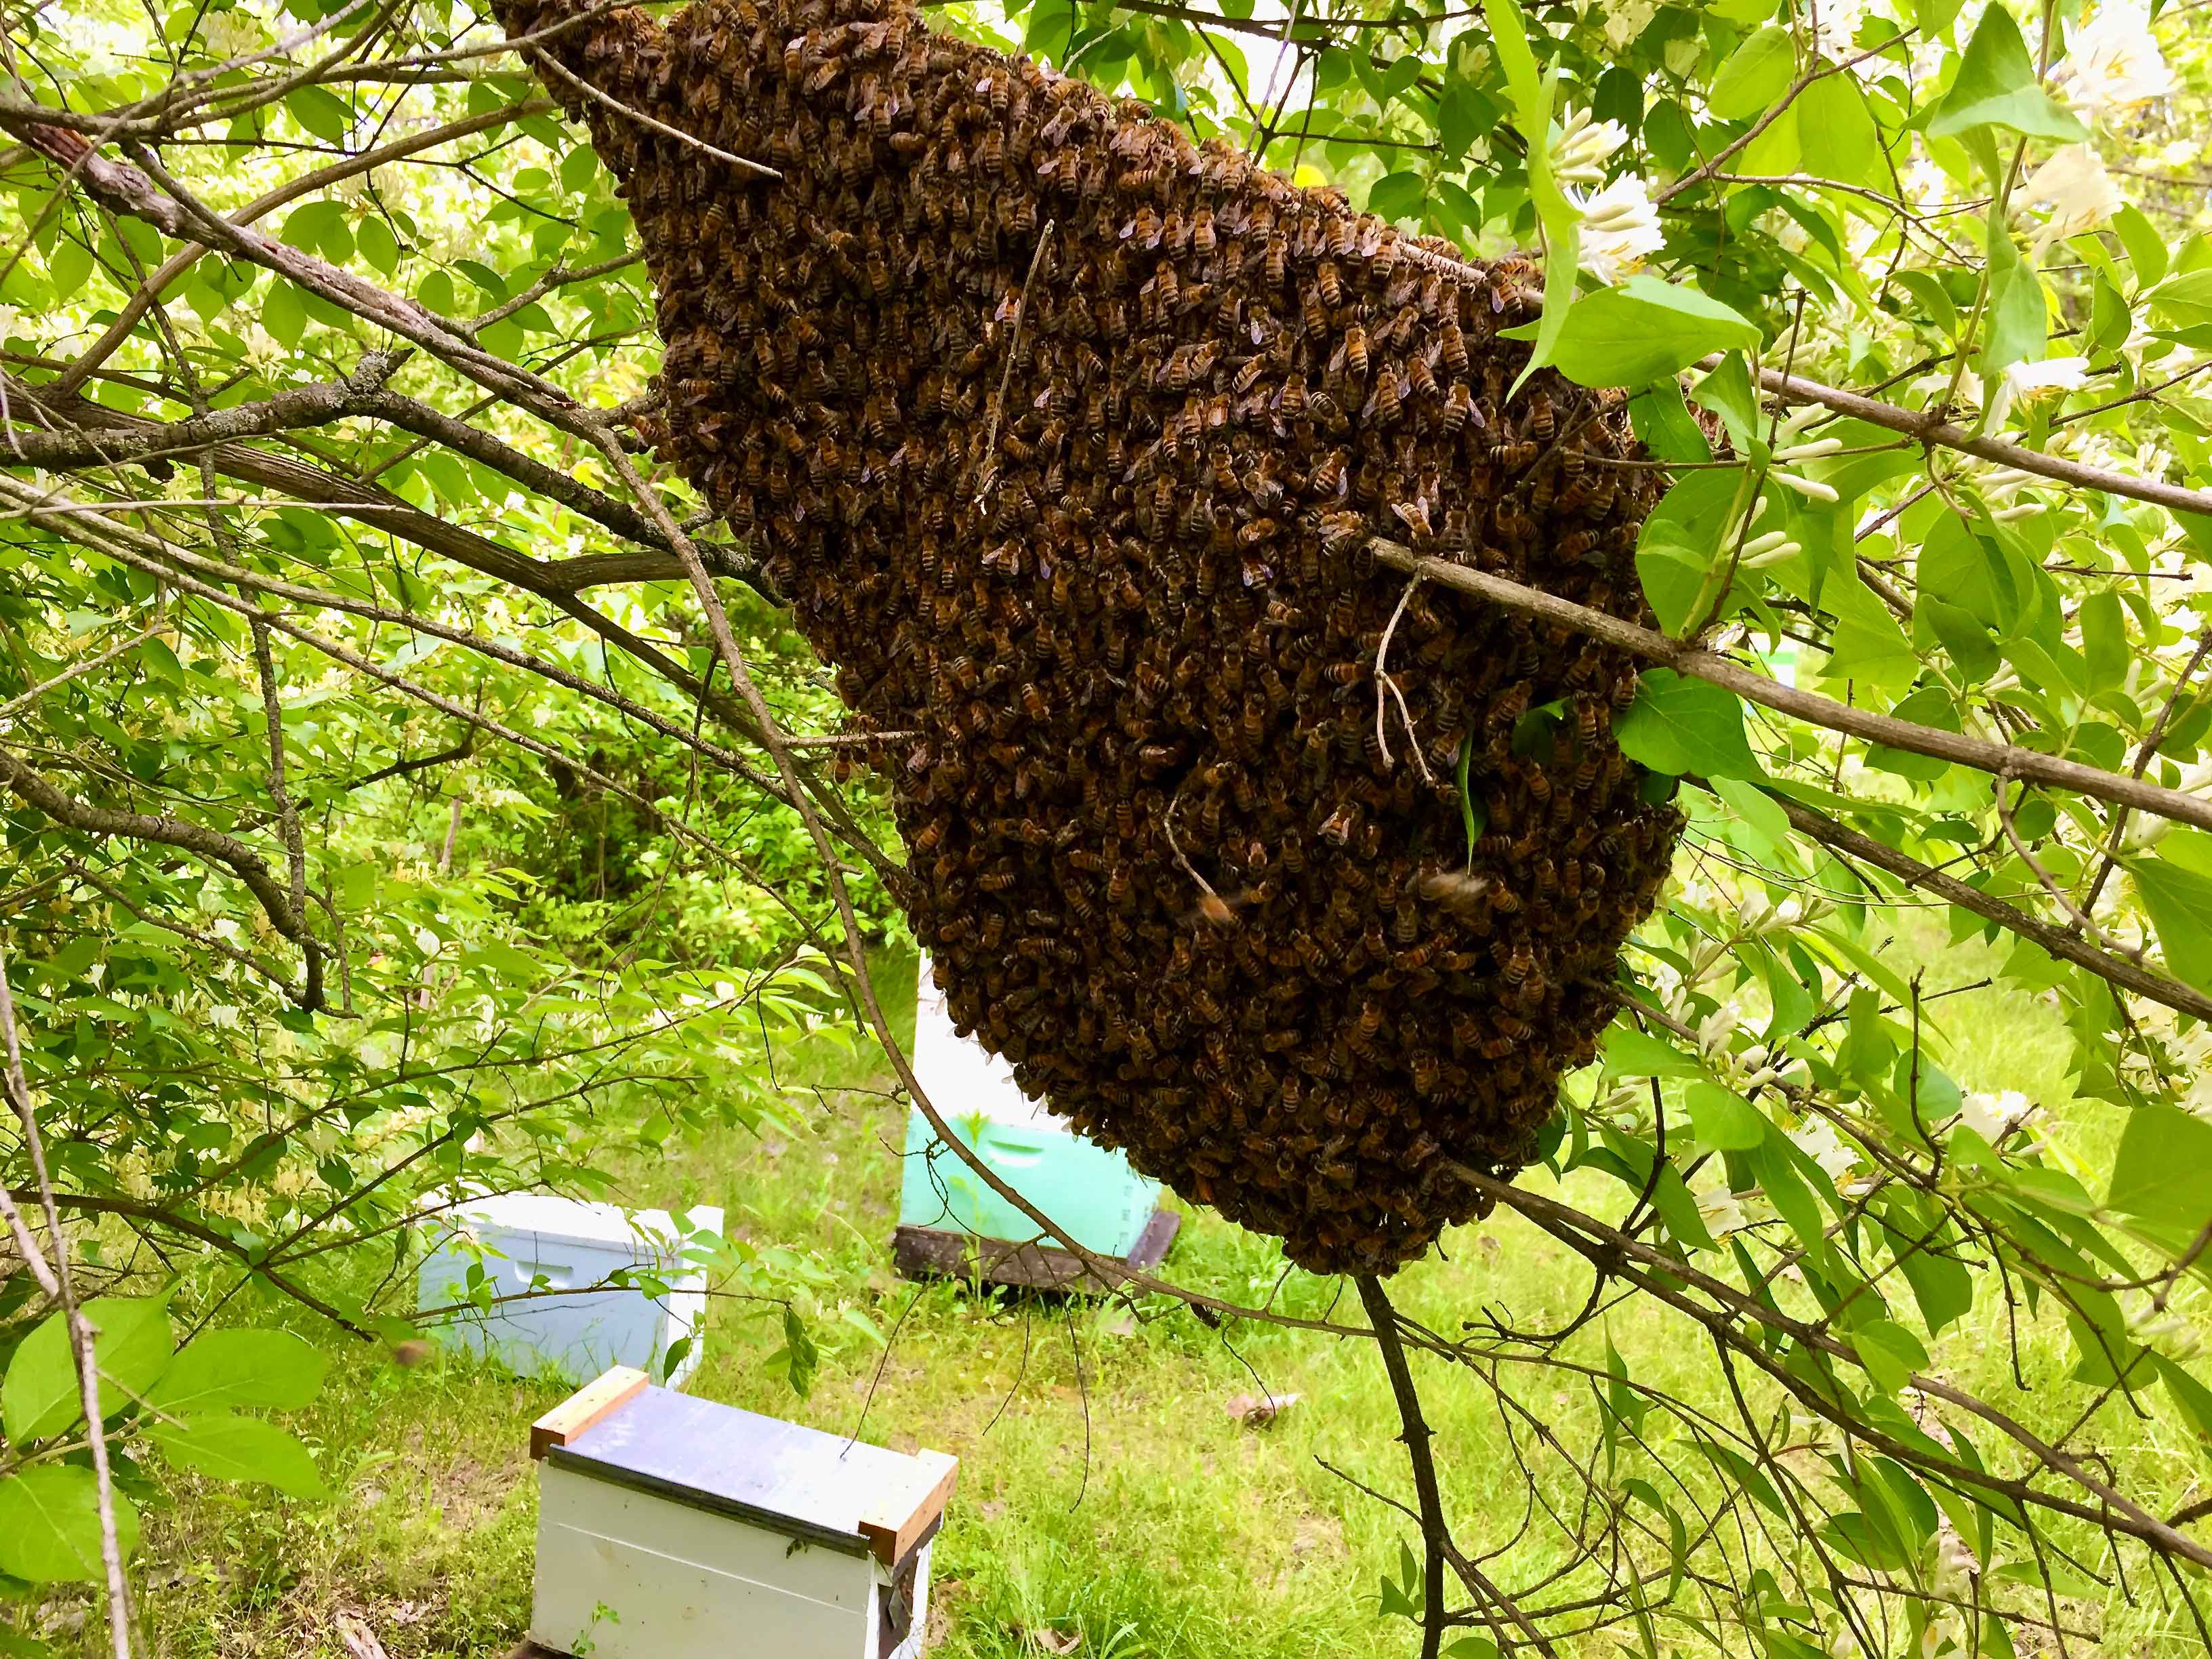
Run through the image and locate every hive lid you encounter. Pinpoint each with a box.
[542,1380,957,1563]
[430,1192,723,1257]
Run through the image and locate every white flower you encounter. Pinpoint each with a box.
[1696,1186,1750,1236]
[1602,0,1659,52]
[1553,106,1630,187]
[1791,1119,1861,1183]
[2123,1289,2205,1360]
[1573,175,1664,284]
[2020,144,2118,245]
[2053,0,2176,119]
[1957,1088,2035,1143]
[1988,355,2089,424]
[199,10,268,60]
[1932,1525,1980,1597]
[1696,1000,1741,1057]
[1902,157,1954,212]
[1806,0,1874,58]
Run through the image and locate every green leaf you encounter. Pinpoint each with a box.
[1925,5,2089,143]
[2149,270,2212,333]
[47,238,94,299]
[3,1296,173,1443]
[1853,1319,1931,1395]
[1629,381,1713,463]
[2108,1105,2212,1242]
[1481,0,1578,386]
[1603,1024,1704,1078]
[781,1303,819,1398]
[0,1467,140,1582]
[1709,774,1792,856]
[1866,684,1961,781]
[1366,170,1427,223]
[145,1411,329,1497]
[2131,856,2212,994]
[262,280,307,350]
[355,213,400,276]
[1708,26,1797,119]
[1979,216,2048,384]
[1690,352,1760,450]
[147,1329,328,1414]
[1532,275,1759,389]
[1614,670,1759,779]
[1688,1081,1767,1151]
[285,84,354,143]
[2080,590,2127,693]
[2114,203,2168,287]
[1797,75,1887,190]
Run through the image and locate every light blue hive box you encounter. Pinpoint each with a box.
[893,957,1176,1288]
[417,1193,721,1385]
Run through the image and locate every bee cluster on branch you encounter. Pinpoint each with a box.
[499,0,1683,1272]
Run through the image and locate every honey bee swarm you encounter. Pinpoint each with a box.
[500,0,1684,1273]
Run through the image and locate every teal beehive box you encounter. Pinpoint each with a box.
[894,958,1175,1286]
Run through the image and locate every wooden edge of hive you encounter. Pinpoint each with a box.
[857,1447,960,1568]
[529,1364,649,1460]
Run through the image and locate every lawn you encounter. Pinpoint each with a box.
[14,937,2209,1658]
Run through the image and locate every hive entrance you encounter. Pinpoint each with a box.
[500,0,1684,1272]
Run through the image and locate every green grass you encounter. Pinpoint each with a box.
[14,939,2212,1657]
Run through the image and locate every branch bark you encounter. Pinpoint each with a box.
[0,747,323,1009]
[1761,787,2212,1020]
[1357,1273,1449,1659]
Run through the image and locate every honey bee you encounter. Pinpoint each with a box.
[1343,323,1368,379]
[1529,390,1556,441]
[1305,446,1347,501]
[1263,231,1288,288]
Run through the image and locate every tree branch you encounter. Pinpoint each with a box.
[1370,539,2212,836]
[0,747,323,1010]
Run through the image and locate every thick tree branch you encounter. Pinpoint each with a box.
[1762,788,2212,1020]
[1357,1273,1450,1659]
[0,747,323,1010]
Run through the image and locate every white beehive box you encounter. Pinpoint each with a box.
[520,1368,957,1659]
[417,1194,721,1387]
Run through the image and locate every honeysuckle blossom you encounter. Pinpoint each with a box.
[1573,175,1663,283]
[1553,106,1630,188]
[1805,0,1874,58]
[1601,0,1659,52]
[2020,143,2118,245]
[1988,355,2091,424]
[1696,1186,1750,1237]
[1790,1120,1860,1183]
[1957,1088,2036,1143]
[2053,0,2177,119]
